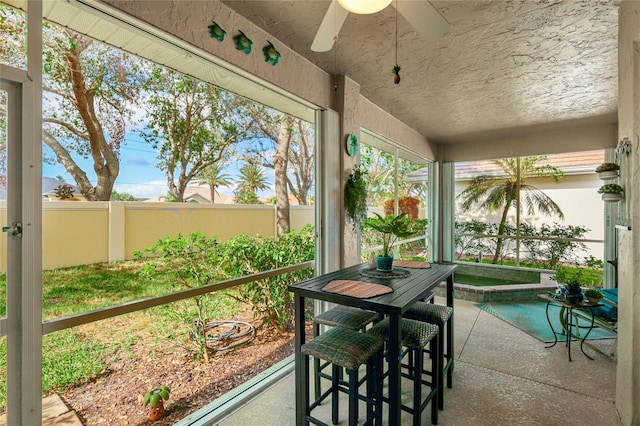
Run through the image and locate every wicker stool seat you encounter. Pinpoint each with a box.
[313,306,380,401]
[302,327,383,426]
[314,305,380,330]
[404,301,454,410]
[367,318,440,425]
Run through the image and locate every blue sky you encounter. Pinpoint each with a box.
[42,133,276,199]
[42,133,168,198]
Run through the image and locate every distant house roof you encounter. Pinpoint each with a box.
[144,186,234,204]
[407,150,605,182]
[42,177,80,195]
[455,150,605,179]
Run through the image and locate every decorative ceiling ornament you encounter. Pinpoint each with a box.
[234,30,253,54]
[393,0,401,85]
[207,22,226,41]
[337,0,391,14]
[392,65,401,85]
[263,41,281,65]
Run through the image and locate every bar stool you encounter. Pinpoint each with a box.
[367,317,440,426]
[313,306,380,400]
[301,327,384,426]
[403,301,453,410]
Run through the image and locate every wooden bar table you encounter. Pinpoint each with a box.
[289,262,456,426]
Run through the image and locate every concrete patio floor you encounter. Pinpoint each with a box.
[218,297,620,425]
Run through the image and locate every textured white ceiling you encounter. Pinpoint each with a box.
[221,0,619,144]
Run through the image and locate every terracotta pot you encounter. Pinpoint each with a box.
[148,399,165,421]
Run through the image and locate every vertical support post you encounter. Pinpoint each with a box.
[294,293,308,425]
[108,202,126,262]
[6,1,44,424]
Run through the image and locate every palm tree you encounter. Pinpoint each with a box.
[235,162,270,204]
[193,163,234,204]
[457,156,565,264]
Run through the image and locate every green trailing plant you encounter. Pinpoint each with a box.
[595,162,620,173]
[598,183,624,194]
[363,213,425,257]
[344,164,369,228]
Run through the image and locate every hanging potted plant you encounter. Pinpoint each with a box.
[362,212,421,272]
[598,183,624,202]
[344,164,369,228]
[595,162,620,180]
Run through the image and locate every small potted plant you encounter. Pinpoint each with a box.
[584,288,603,303]
[143,385,170,421]
[595,162,620,180]
[552,266,583,304]
[598,183,624,202]
[362,213,423,271]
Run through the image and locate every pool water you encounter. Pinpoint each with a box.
[454,273,530,287]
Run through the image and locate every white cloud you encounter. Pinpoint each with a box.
[114,180,167,198]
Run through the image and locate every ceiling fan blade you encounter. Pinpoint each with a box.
[395,0,449,41]
[311,0,349,52]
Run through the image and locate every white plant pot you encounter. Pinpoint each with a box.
[598,170,619,181]
[602,193,623,202]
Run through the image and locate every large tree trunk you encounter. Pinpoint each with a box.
[492,200,512,264]
[62,43,119,200]
[274,116,294,236]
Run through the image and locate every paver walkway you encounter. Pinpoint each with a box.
[0,394,82,426]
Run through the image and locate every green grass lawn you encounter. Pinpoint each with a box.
[0,260,246,412]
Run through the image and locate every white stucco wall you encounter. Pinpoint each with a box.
[615,2,640,424]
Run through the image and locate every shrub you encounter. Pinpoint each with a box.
[217,225,315,331]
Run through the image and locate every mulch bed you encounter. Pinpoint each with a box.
[61,311,296,425]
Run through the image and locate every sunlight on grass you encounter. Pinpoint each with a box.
[0,331,109,412]
[0,260,249,413]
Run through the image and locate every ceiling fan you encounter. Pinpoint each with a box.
[311,0,449,52]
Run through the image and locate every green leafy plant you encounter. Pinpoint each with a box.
[598,183,624,194]
[216,225,315,331]
[595,162,620,172]
[520,222,589,269]
[363,213,425,257]
[135,232,221,361]
[344,164,369,228]
[584,288,603,301]
[551,265,583,292]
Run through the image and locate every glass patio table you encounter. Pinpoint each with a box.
[289,262,457,426]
